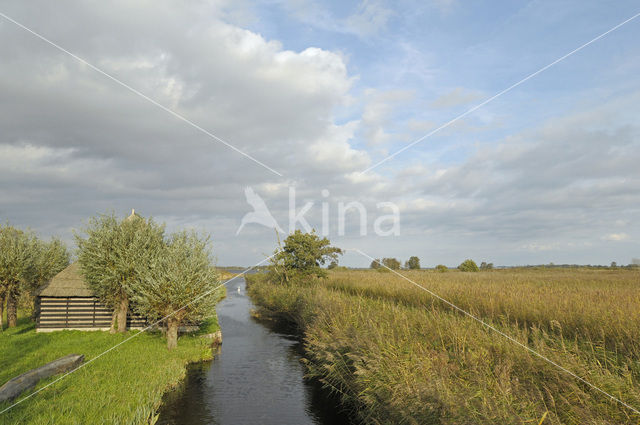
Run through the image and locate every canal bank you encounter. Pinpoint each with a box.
[157,277,354,425]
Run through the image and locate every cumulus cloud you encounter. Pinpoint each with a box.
[0,1,372,255]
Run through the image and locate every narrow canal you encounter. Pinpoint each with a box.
[157,276,355,425]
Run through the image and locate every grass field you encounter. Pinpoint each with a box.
[247,268,640,425]
[0,313,220,425]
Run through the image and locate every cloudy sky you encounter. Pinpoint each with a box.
[1,0,639,267]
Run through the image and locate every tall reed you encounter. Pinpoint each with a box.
[248,268,640,424]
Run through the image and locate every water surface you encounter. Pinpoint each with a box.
[158,277,354,425]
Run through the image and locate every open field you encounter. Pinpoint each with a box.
[247,268,640,424]
[0,313,220,425]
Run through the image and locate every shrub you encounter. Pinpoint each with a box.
[458,259,479,272]
[435,264,448,272]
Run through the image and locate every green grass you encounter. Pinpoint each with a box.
[0,313,220,425]
[247,268,640,425]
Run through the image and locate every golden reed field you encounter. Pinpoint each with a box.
[248,267,640,425]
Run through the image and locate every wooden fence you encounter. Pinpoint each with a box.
[36,297,147,330]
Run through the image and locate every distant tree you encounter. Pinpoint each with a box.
[480,262,494,270]
[610,261,617,268]
[133,230,222,350]
[370,259,382,269]
[76,212,166,333]
[435,264,448,272]
[269,230,342,283]
[382,258,401,270]
[458,259,479,272]
[405,256,420,270]
[327,260,338,270]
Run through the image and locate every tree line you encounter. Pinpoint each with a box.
[369,257,420,270]
[1,212,223,349]
[368,257,494,272]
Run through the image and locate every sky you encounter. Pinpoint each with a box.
[0,0,639,267]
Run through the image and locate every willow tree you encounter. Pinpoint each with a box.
[0,225,36,329]
[133,230,222,349]
[0,225,67,329]
[76,211,165,333]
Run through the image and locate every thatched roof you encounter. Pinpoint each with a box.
[38,263,94,297]
[124,209,142,222]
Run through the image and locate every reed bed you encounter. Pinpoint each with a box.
[247,268,640,424]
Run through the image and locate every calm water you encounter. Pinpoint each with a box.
[157,277,355,425]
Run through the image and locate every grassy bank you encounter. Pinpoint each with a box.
[247,268,640,424]
[0,313,220,425]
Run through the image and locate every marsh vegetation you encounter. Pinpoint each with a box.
[248,267,640,424]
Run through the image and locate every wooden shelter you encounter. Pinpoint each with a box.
[36,263,146,332]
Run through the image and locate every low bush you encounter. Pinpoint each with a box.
[458,259,479,272]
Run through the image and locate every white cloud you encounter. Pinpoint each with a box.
[603,233,629,241]
[346,0,394,37]
[360,89,413,145]
[520,243,560,252]
[0,0,373,256]
[282,0,393,38]
[307,121,370,172]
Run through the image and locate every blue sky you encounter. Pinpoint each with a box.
[0,0,639,266]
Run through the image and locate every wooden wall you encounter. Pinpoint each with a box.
[37,296,147,330]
